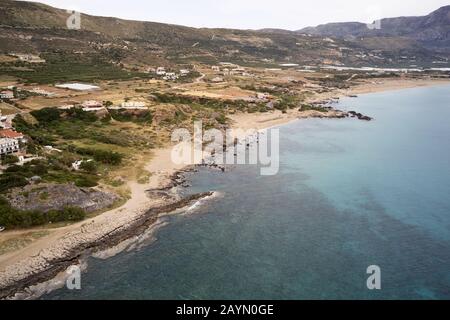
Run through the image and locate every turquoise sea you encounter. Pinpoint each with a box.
[44,84,450,300]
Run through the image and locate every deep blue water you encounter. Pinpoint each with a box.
[45,85,450,300]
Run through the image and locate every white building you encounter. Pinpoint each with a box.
[12,53,46,63]
[156,67,166,76]
[163,73,179,81]
[119,101,147,109]
[29,88,55,97]
[179,69,190,76]
[219,62,237,67]
[0,138,19,155]
[81,100,105,112]
[58,104,75,110]
[211,77,224,83]
[0,91,14,99]
[0,117,10,129]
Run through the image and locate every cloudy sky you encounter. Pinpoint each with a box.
[25,0,450,30]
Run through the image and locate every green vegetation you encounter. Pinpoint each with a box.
[299,104,329,113]
[153,92,259,113]
[0,174,28,193]
[0,196,86,229]
[215,114,227,125]
[109,109,153,124]
[238,84,306,112]
[15,108,152,148]
[14,110,124,172]
[0,159,100,193]
[275,95,302,111]
[0,53,150,84]
[79,160,98,174]
[71,147,123,165]
[6,106,156,200]
[1,154,19,165]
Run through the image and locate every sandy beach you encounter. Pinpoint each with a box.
[0,77,448,298]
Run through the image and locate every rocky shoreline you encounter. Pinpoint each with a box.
[0,185,214,299]
[0,89,377,299]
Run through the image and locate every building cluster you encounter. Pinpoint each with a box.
[59,100,148,112]
[0,86,56,101]
[0,90,14,100]
[211,63,252,77]
[10,53,46,63]
[0,111,10,129]
[0,129,26,156]
[81,100,105,112]
[244,92,277,109]
[28,87,55,97]
[148,67,191,81]
[107,101,148,110]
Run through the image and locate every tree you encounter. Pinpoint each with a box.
[30,108,61,123]
[1,154,20,165]
[79,160,97,173]
[0,174,28,193]
[12,86,18,99]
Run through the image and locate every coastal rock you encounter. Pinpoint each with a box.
[348,111,373,121]
[6,183,120,213]
[0,191,214,299]
[298,110,347,119]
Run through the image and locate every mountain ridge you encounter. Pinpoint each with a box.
[298,6,450,51]
[0,0,449,69]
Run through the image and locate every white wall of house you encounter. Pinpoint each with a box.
[0,138,19,155]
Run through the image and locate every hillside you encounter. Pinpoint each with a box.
[299,6,450,52]
[0,0,448,82]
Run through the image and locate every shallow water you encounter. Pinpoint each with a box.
[44,85,450,300]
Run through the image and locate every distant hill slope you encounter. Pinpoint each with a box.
[299,6,450,51]
[0,0,449,71]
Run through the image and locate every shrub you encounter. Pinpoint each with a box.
[109,110,153,124]
[64,108,98,122]
[75,175,99,188]
[47,207,86,223]
[0,198,86,228]
[1,155,20,165]
[31,108,61,123]
[0,174,28,193]
[79,160,98,173]
[74,148,123,165]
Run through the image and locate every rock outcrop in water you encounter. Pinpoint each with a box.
[348,111,373,121]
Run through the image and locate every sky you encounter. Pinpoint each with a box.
[24,0,450,30]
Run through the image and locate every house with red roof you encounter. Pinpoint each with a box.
[0,129,27,145]
[0,129,24,140]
